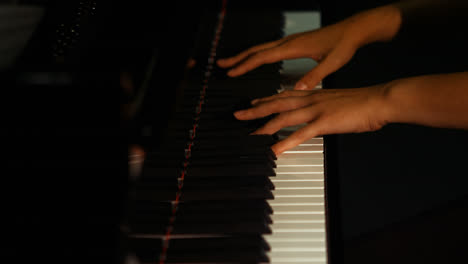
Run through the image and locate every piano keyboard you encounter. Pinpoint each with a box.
[266,127,326,264]
[125,2,327,264]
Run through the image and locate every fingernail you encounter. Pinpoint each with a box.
[227,69,236,76]
[295,82,308,90]
[234,110,245,118]
[250,130,260,135]
[273,148,281,156]
[251,99,259,105]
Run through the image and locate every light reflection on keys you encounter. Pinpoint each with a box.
[265,136,326,263]
[264,82,327,264]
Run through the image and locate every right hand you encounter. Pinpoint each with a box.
[234,84,392,155]
[217,5,402,90]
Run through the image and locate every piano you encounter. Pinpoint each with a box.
[125,3,328,263]
[3,1,468,264]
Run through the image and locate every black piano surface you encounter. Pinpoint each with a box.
[3,0,468,263]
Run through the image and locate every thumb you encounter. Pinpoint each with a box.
[294,45,356,90]
[294,68,324,90]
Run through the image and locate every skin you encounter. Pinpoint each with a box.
[217,2,468,156]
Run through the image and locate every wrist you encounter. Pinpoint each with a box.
[377,79,403,126]
[347,5,403,47]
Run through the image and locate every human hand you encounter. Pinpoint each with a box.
[217,5,401,90]
[234,85,392,155]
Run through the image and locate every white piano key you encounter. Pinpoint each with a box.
[272,181,324,189]
[274,174,324,181]
[275,166,324,174]
[302,137,323,144]
[277,124,308,132]
[271,222,326,232]
[268,250,327,260]
[269,258,327,263]
[283,145,323,153]
[276,139,322,148]
[274,187,324,191]
[272,213,325,222]
[273,188,324,197]
[265,232,326,242]
[270,259,327,264]
[271,103,326,263]
[270,200,325,207]
[276,158,324,166]
[267,241,327,250]
[271,204,325,213]
[278,152,324,159]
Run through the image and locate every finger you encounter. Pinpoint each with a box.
[234,96,313,120]
[294,44,356,90]
[216,40,281,68]
[271,123,321,155]
[217,32,305,68]
[227,42,302,77]
[251,90,312,105]
[251,106,318,135]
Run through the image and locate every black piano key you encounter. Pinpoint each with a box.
[193,135,276,148]
[182,187,274,201]
[133,181,178,193]
[166,249,269,263]
[126,6,286,263]
[143,154,275,169]
[178,200,273,214]
[189,156,277,168]
[146,150,276,168]
[127,222,168,235]
[132,187,274,202]
[182,79,280,99]
[189,148,276,160]
[130,220,271,235]
[168,235,270,251]
[129,236,270,264]
[187,164,276,178]
[130,211,272,231]
[146,135,276,157]
[184,188,274,201]
[166,236,270,263]
[166,248,269,263]
[129,201,172,214]
[131,200,273,218]
[132,190,177,202]
[140,162,288,178]
[128,237,162,263]
[140,167,181,179]
[175,211,272,225]
[134,177,178,189]
[172,220,271,235]
[182,175,274,190]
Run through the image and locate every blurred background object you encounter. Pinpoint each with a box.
[0,1,44,70]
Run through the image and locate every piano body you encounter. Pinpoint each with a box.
[3,1,468,263]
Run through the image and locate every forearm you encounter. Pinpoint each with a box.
[345,4,403,47]
[345,0,468,49]
[385,72,468,130]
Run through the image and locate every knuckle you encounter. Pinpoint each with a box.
[275,99,289,109]
[307,90,324,100]
[281,90,294,97]
[274,113,289,125]
[252,52,268,64]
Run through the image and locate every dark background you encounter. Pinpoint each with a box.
[2,0,468,263]
[320,1,468,263]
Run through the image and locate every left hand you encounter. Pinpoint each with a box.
[234,86,392,155]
